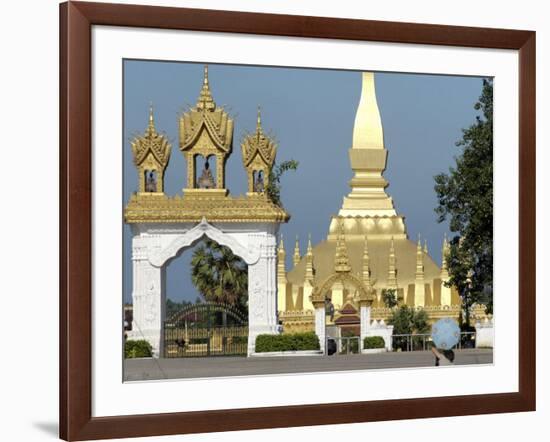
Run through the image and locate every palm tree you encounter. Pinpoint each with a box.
[190,239,248,310]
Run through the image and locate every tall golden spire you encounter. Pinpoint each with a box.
[338,72,399,220]
[362,235,371,289]
[305,234,315,281]
[387,236,397,289]
[423,239,428,255]
[334,220,351,273]
[293,236,301,267]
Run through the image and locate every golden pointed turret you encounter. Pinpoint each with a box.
[416,235,424,276]
[277,234,286,280]
[424,239,428,255]
[334,220,351,273]
[293,236,301,267]
[415,235,426,306]
[362,235,371,289]
[440,233,452,306]
[387,236,397,289]
[305,234,315,282]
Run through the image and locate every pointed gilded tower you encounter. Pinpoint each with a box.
[293,236,301,267]
[130,104,172,195]
[415,235,426,307]
[277,234,287,312]
[440,234,452,306]
[303,234,315,311]
[387,237,398,290]
[362,235,371,291]
[330,72,406,240]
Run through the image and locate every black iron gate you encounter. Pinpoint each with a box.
[163,302,248,357]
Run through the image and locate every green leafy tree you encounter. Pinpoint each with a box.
[389,306,430,335]
[266,160,299,206]
[434,79,493,322]
[381,289,398,308]
[190,239,248,310]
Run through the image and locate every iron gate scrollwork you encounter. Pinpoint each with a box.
[163,302,248,357]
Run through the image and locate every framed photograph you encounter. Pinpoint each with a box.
[60,1,535,440]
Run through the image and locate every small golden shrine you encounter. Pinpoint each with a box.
[125,66,289,225]
[130,105,172,195]
[241,108,277,194]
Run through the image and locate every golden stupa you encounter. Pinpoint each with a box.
[278,72,469,333]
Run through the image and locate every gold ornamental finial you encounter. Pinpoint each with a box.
[203,65,209,86]
[256,106,262,134]
[197,65,215,110]
[424,239,428,255]
[147,102,156,134]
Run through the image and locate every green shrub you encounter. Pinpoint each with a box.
[125,339,153,358]
[363,336,385,349]
[255,332,320,352]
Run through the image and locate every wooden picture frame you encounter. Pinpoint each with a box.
[59,1,536,440]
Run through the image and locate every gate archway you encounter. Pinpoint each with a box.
[164,302,249,358]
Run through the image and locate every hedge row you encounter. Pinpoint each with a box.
[125,339,153,358]
[255,332,320,353]
[363,336,385,349]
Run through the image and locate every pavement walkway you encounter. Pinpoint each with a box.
[124,349,493,381]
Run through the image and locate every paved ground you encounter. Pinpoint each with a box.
[124,349,493,381]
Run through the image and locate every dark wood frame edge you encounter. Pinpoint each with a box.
[59,2,536,440]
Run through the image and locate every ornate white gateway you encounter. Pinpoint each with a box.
[125,67,289,356]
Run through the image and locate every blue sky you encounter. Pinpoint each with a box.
[123,60,487,303]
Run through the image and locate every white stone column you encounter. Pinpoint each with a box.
[129,235,165,357]
[360,305,371,350]
[315,306,326,353]
[247,234,278,355]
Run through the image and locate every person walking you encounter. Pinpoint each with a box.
[431,346,455,366]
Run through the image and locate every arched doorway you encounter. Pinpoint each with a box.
[128,218,279,357]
